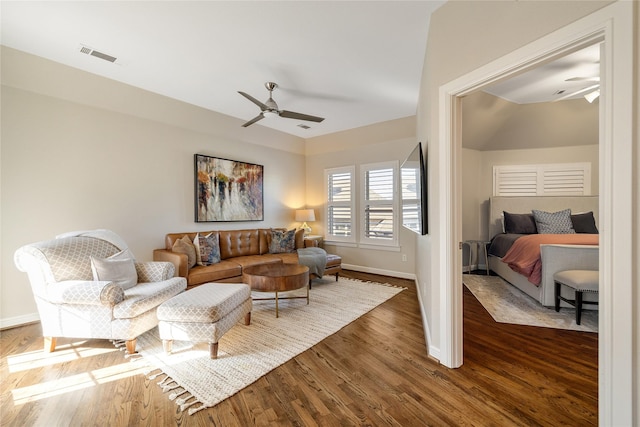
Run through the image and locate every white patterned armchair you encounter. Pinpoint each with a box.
[14,229,187,354]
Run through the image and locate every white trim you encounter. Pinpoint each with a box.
[415,278,439,361]
[438,2,634,424]
[341,263,415,281]
[0,312,40,329]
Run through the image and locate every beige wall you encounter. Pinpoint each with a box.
[1,49,420,326]
[417,0,613,358]
[305,117,418,277]
[1,49,308,326]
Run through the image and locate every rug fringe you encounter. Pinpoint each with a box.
[340,276,407,290]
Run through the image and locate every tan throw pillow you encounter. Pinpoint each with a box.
[172,235,197,268]
[90,249,138,290]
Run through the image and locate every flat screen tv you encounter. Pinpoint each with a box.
[400,142,428,235]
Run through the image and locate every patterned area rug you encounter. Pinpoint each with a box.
[463,275,598,333]
[128,277,404,415]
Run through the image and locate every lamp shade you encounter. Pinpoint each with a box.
[295,209,315,222]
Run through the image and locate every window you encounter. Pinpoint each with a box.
[493,162,591,196]
[360,162,398,247]
[325,166,355,243]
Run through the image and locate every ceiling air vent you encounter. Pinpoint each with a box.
[297,124,311,130]
[78,44,117,63]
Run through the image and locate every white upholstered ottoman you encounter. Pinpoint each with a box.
[157,283,252,359]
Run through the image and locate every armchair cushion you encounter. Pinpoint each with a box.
[113,278,187,319]
[45,280,125,306]
[90,249,138,290]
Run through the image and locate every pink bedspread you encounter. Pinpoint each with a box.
[501,234,599,285]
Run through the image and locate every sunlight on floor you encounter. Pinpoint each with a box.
[6,344,118,373]
[10,360,147,405]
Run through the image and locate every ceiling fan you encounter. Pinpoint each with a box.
[555,76,600,103]
[238,82,325,128]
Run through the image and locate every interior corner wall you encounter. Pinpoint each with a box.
[304,118,418,278]
[417,0,613,359]
[1,57,307,326]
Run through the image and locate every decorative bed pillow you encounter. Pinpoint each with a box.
[269,229,296,254]
[503,212,538,234]
[571,211,599,234]
[532,209,576,234]
[193,232,221,266]
[90,249,138,290]
[172,234,197,268]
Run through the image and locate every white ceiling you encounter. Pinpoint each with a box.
[484,43,601,104]
[0,1,445,138]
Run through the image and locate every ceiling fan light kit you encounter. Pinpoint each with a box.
[584,89,600,103]
[239,82,325,128]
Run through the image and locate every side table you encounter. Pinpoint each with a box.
[304,234,323,248]
[463,240,490,275]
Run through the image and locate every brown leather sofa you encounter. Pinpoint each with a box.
[153,228,342,289]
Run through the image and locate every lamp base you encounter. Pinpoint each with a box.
[300,222,312,236]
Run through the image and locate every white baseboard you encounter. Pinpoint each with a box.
[341,263,416,281]
[1,312,40,330]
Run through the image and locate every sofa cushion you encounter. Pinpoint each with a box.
[219,229,260,259]
[273,253,299,264]
[113,277,187,319]
[230,255,283,269]
[187,260,243,286]
[172,235,197,268]
[90,249,138,290]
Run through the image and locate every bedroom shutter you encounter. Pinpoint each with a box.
[493,163,591,196]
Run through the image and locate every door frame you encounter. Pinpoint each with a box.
[437,2,634,424]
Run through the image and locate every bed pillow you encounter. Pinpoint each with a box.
[571,212,599,234]
[532,209,576,234]
[503,212,538,234]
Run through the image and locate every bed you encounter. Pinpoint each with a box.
[487,196,599,308]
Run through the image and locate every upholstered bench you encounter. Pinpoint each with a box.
[157,283,252,359]
[553,270,599,325]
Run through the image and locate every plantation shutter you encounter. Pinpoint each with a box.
[325,167,355,242]
[493,163,591,196]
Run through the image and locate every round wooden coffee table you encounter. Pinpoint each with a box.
[243,263,310,318]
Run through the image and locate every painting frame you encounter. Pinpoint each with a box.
[194,154,264,222]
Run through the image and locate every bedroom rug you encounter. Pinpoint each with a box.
[463,275,598,333]
[126,277,404,415]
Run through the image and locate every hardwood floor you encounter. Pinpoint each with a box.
[1,271,597,426]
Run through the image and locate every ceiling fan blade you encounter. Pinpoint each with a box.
[238,91,268,110]
[241,113,265,127]
[280,110,325,123]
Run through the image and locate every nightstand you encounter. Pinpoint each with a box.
[463,240,490,275]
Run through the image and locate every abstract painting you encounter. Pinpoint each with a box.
[194,154,264,222]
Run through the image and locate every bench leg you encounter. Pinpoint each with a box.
[163,339,173,354]
[554,281,561,312]
[209,342,219,359]
[576,291,583,325]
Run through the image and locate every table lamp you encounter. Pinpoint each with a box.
[295,209,315,236]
